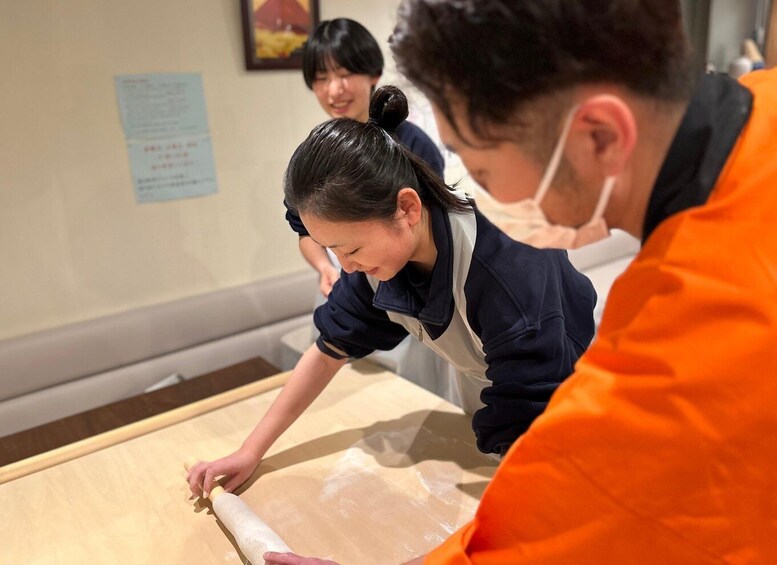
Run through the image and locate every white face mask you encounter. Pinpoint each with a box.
[485,106,616,249]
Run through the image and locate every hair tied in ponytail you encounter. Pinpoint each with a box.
[368,85,409,133]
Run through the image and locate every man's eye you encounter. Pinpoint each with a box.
[343,249,358,258]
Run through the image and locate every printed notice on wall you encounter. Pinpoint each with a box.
[115,73,218,203]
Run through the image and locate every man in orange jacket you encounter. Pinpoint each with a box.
[264,1,777,563]
[387,0,777,563]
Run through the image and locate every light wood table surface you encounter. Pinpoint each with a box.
[0,360,497,564]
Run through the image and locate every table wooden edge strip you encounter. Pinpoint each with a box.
[0,371,291,485]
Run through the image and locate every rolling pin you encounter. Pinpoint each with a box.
[184,458,291,564]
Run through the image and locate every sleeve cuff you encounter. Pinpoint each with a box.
[315,337,349,360]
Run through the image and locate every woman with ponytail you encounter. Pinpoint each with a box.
[188,87,597,505]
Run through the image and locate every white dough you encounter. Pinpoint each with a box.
[213,493,291,565]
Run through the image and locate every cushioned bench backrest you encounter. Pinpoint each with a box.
[0,270,317,403]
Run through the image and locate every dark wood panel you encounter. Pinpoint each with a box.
[0,356,279,467]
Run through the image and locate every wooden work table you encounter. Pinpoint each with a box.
[0,360,497,563]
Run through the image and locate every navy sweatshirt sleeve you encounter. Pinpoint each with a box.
[314,271,410,359]
[284,199,310,237]
[465,215,596,454]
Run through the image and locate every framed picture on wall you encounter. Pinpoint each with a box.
[241,0,321,71]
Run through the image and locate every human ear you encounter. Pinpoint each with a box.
[570,95,637,177]
[396,188,423,225]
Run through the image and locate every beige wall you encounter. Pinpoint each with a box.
[0,0,404,341]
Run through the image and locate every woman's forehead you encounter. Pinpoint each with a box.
[316,54,343,73]
[301,213,384,245]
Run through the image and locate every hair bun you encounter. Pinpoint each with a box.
[368,85,409,132]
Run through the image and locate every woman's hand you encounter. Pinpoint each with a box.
[319,264,340,297]
[298,236,339,297]
[186,446,262,498]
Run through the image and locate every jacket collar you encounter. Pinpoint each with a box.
[643,73,752,242]
[371,204,455,326]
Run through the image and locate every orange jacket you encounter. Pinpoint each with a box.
[428,69,777,564]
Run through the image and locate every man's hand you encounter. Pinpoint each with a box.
[263,552,339,565]
[262,551,426,564]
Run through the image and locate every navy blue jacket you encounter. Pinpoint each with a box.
[314,201,597,454]
[394,120,445,178]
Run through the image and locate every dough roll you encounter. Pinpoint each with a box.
[212,493,291,565]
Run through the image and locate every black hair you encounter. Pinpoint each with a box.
[285,85,468,223]
[302,18,384,90]
[390,0,696,144]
